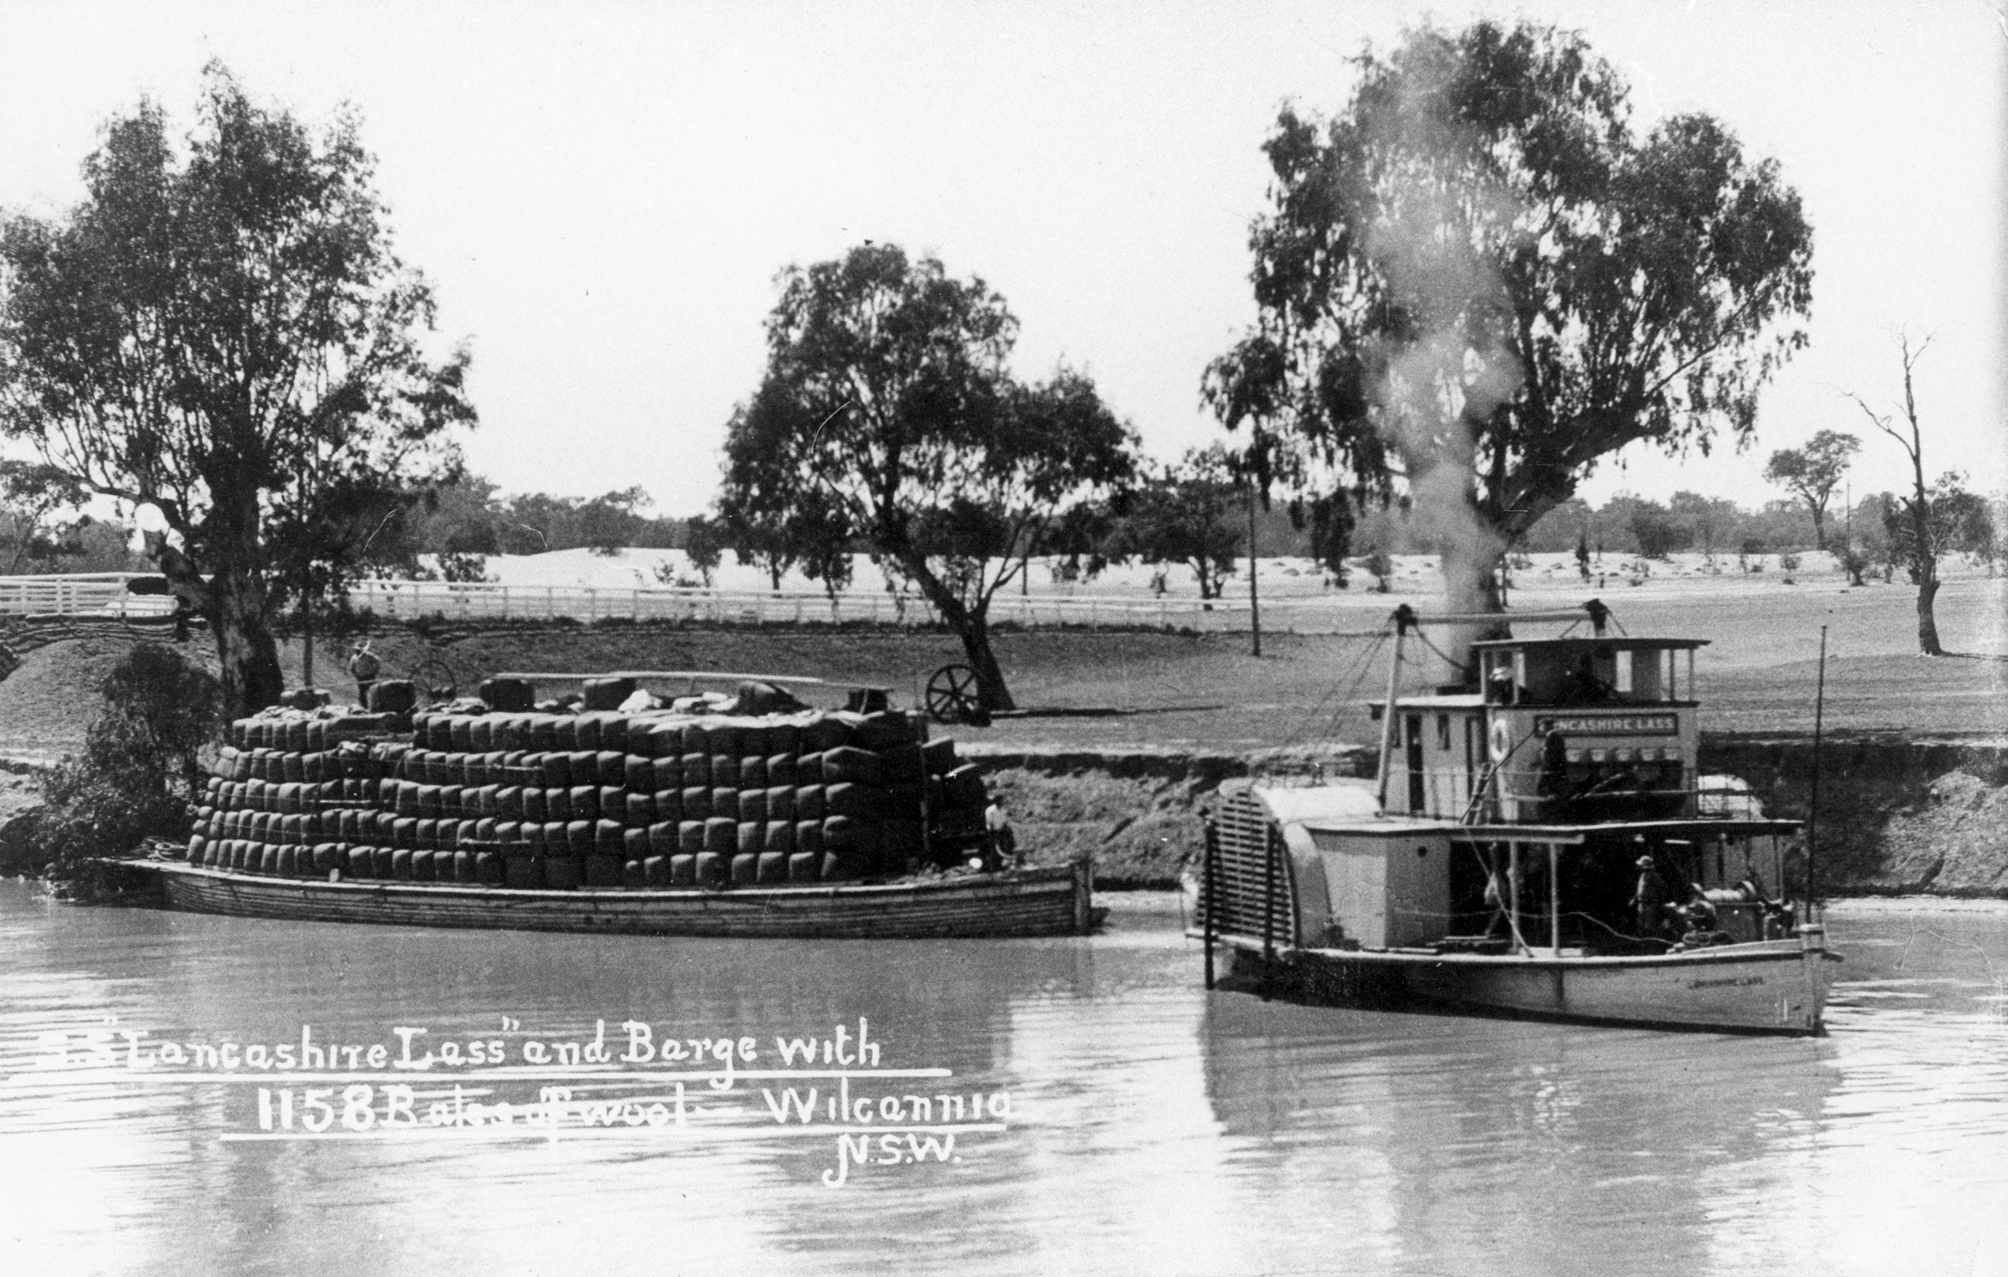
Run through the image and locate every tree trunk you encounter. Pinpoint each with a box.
[896,557,1017,712]
[957,612,1016,713]
[1810,507,1826,552]
[1916,575,1943,656]
[210,571,288,716]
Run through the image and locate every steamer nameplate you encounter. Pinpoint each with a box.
[1532,713,1679,736]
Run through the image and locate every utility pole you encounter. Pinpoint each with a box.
[1247,482,1261,657]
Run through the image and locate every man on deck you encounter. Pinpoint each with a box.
[1631,854,1668,939]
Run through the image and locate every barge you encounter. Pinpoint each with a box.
[1193,603,1838,1034]
[122,670,1096,939]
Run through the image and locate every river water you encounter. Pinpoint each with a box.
[3,884,2005,1277]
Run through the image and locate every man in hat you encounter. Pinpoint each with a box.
[1631,853,1668,939]
[348,640,381,710]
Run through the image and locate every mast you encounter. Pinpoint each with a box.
[1807,625,1828,924]
[1375,605,1416,808]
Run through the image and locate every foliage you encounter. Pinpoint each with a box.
[0,65,475,714]
[1358,546,1394,592]
[0,459,91,573]
[36,644,221,874]
[718,243,1137,710]
[1203,19,1813,629]
[1104,446,1244,600]
[1763,430,1860,550]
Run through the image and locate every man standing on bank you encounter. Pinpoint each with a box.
[348,640,380,710]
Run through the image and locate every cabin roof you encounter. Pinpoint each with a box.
[1389,693,1487,709]
[1469,637,1709,653]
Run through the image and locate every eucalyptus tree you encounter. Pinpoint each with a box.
[719,244,1137,711]
[1205,20,1813,661]
[1764,430,1860,551]
[0,66,474,713]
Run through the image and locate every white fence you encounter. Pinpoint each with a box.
[1,572,1389,634]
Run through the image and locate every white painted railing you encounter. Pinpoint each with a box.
[1,572,1389,633]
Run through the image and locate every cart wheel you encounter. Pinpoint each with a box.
[410,657,458,706]
[925,664,983,725]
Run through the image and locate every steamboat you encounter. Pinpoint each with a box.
[1192,602,1838,1034]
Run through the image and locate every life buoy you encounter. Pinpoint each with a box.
[1489,718,1513,762]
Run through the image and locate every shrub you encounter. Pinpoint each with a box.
[36,645,220,877]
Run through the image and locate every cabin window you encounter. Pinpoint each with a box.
[1436,714,1451,751]
[1614,650,1633,695]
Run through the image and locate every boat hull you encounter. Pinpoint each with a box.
[133,860,1094,939]
[1204,931,1835,1034]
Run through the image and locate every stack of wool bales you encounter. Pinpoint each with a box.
[186,703,995,891]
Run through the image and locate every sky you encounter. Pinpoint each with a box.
[1,0,2002,520]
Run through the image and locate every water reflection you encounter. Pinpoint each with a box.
[3,888,2007,1276]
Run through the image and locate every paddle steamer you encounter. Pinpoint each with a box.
[1193,602,1837,1034]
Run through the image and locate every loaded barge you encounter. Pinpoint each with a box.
[121,671,1094,939]
[1193,603,1838,1034]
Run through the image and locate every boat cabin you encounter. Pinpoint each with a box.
[1204,780,1799,959]
[1380,637,1706,825]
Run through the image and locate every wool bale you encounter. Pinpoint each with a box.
[795,784,826,823]
[826,782,884,822]
[755,851,788,884]
[567,785,599,822]
[794,820,824,857]
[821,747,882,786]
[596,715,630,753]
[468,718,494,752]
[594,818,625,856]
[858,710,915,752]
[738,755,768,789]
[529,715,560,751]
[391,848,413,880]
[709,754,737,790]
[694,851,728,889]
[545,787,574,823]
[645,821,678,858]
[475,851,503,885]
[765,753,799,788]
[644,720,685,758]
[729,853,759,886]
[886,783,926,821]
[820,851,873,882]
[565,820,595,857]
[544,855,582,890]
[410,849,435,881]
[343,845,372,879]
[503,857,543,889]
[650,757,682,791]
[703,816,737,856]
[653,788,683,824]
[598,785,625,823]
[623,755,655,791]
[520,787,548,823]
[737,789,768,823]
[495,820,525,855]
[765,785,796,823]
[448,717,474,753]
[679,752,712,787]
[642,855,670,887]
[881,742,925,785]
[944,763,987,808]
[787,851,820,883]
[450,850,475,883]
[625,792,656,826]
[276,846,299,877]
[582,677,637,712]
[763,820,795,855]
[677,820,706,854]
[669,853,697,886]
[481,677,536,712]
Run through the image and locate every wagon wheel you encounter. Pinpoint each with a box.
[409,656,458,706]
[925,663,983,725]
